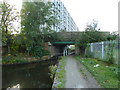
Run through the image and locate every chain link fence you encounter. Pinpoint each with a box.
[85,40,119,64]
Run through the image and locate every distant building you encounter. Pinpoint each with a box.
[51,0,79,32]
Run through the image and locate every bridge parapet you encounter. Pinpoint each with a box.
[56,32,82,41]
[55,31,110,42]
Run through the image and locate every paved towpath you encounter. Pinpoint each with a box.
[65,56,101,88]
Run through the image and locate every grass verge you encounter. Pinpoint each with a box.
[75,56,119,88]
[52,56,66,88]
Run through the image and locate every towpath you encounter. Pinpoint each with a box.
[65,56,101,88]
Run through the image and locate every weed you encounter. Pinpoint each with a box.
[53,56,66,88]
[75,56,119,88]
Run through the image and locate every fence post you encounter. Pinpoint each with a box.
[91,43,93,52]
[102,42,104,59]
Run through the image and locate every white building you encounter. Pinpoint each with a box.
[51,0,79,32]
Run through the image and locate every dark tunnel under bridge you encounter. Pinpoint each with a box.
[45,41,80,57]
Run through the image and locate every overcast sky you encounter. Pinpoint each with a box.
[1,0,119,33]
[61,0,119,33]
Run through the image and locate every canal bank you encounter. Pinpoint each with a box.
[52,56,66,88]
[2,56,59,89]
[2,56,59,66]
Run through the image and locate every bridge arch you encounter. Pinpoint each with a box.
[45,41,80,57]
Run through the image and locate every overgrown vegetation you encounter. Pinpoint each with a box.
[75,56,119,88]
[77,20,118,54]
[52,56,66,88]
[49,65,57,81]
[21,2,59,57]
[105,42,116,64]
[1,2,59,64]
[2,53,41,64]
[2,54,27,64]
[0,2,20,53]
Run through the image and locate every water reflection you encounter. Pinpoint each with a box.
[2,60,57,88]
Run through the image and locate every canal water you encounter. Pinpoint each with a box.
[2,59,58,89]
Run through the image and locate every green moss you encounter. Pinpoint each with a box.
[75,56,119,88]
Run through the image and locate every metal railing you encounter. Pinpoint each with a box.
[85,40,119,64]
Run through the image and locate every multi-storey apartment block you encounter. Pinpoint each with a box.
[51,0,79,32]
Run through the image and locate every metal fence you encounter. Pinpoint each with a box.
[85,40,119,64]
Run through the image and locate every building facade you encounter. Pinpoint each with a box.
[51,0,79,32]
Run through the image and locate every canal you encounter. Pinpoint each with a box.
[2,59,58,89]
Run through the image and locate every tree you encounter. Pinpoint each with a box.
[77,20,107,54]
[106,31,118,40]
[21,2,58,57]
[0,2,19,53]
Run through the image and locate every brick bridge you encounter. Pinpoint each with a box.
[56,31,81,41]
[45,31,81,56]
[45,31,109,57]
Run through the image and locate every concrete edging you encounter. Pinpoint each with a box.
[52,61,61,88]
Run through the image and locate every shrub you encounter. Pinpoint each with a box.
[32,46,50,58]
[49,65,57,81]
[106,43,115,64]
